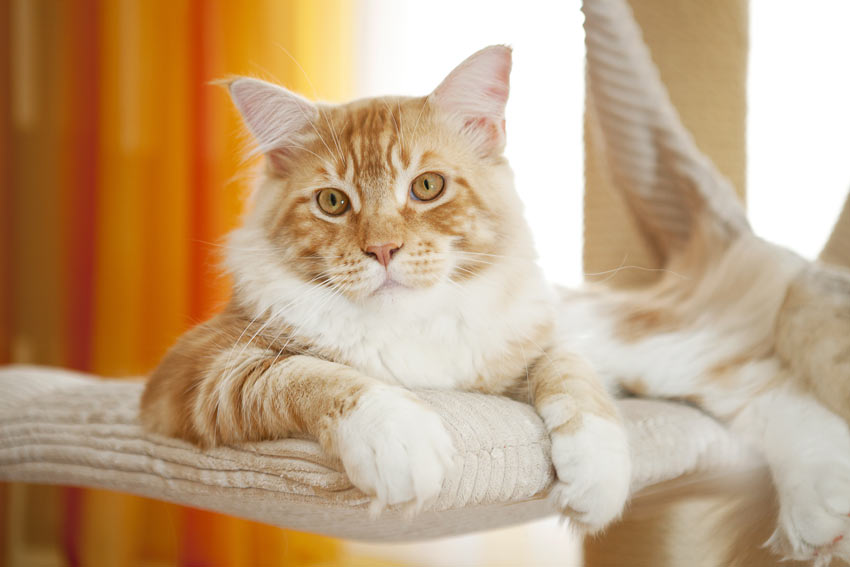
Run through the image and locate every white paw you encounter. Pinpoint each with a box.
[769,460,850,565]
[335,387,457,514]
[547,413,631,532]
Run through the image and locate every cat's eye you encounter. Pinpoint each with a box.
[316,188,350,216]
[410,172,445,202]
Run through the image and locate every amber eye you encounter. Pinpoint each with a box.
[316,188,350,216]
[410,172,445,202]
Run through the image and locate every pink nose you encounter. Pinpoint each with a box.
[364,242,402,268]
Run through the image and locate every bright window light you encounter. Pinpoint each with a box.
[748,0,850,259]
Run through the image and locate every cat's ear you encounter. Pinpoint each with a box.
[228,77,318,165]
[430,45,512,156]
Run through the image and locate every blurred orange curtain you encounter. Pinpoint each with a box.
[0,0,354,565]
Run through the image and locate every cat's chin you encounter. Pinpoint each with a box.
[368,278,413,300]
[363,276,439,305]
[373,279,407,293]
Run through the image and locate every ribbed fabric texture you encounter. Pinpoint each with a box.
[583,0,749,287]
[0,365,755,541]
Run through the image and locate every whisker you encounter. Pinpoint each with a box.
[224,167,258,190]
[279,279,347,351]
[193,240,266,252]
[314,100,345,167]
[238,59,340,167]
[318,108,346,166]
[382,100,403,152]
[454,250,535,261]
[266,344,290,374]
[225,269,337,367]
[213,247,281,256]
[269,41,345,165]
[271,42,318,99]
[453,265,478,274]
[397,98,406,150]
[195,239,347,263]
[274,144,325,162]
[298,116,337,162]
[221,302,288,389]
[452,265,481,279]
[583,254,688,282]
[584,265,688,279]
[243,281,337,357]
[453,256,498,267]
[410,97,428,141]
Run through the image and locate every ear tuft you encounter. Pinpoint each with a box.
[430,45,512,155]
[228,77,318,155]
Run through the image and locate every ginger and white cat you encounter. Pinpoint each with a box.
[141,41,850,565]
[141,46,631,530]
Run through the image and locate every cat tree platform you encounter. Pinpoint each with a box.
[0,364,756,541]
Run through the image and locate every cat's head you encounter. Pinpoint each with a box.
[226,46,536,307]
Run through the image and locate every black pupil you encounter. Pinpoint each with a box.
[329,192,338,207]
[423,179,432,191]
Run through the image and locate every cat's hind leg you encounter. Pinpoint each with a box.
[731,382,850,565]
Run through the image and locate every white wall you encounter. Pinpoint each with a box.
[748,0,850,259]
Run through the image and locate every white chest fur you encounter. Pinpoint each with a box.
[310,276,553,389]
[229,233,555,390]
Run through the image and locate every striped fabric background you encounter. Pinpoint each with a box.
[0,1,361,564]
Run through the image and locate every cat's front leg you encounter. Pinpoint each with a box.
[142,328,456,513]
[332,376,458,514]
[528,346,631,532]
[732,384,850,565]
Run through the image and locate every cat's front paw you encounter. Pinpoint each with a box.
[769,459,850,566]
[548,413,631,532]
[336,387,457,514]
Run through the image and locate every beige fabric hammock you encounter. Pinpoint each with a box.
[1,0,848,546]
[0,365,751,541]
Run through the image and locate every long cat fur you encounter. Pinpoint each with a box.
[141,46,631,530]
[140,43,850,564]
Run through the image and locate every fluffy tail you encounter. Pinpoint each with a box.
[584,469,817,567]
